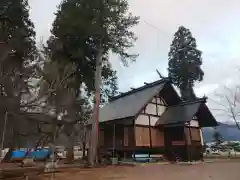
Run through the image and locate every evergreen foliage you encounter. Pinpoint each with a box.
[0,0,36,58]
[46,0,139,96]
[168,26,203,100]
[213,130,224,145]
[0,0,36,152]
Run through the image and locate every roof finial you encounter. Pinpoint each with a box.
[156,69,165,79]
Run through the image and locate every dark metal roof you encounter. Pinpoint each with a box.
[156,102,201,126]
[156,99,218,127]
[99,79,169,123]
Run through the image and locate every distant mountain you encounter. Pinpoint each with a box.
[202,122,240,142]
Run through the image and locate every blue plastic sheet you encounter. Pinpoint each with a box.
[11,149,51,160]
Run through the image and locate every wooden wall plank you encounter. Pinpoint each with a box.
[124,127,129,146]
[151,128,164,147]
[135,126,150,146]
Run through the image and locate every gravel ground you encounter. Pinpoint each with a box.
[32,160,240,180]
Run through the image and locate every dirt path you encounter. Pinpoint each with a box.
[21,160,240,180]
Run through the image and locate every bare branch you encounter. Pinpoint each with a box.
[208,96,229,109]
[212,83,240,130]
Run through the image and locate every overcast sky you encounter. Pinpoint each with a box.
[29,0,240,122]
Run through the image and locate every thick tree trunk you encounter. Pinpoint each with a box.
[66,147,74,164]
[1,131,18,163]
[1,147,14,163]
[66,136,75,164]
[82,141,86,158]
[88,46,103,167]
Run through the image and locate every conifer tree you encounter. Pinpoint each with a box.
[0,0,36,158]
[0,0,36,58]
[168,26,203,100]
[47,0,139,94]
[47,0,139,165]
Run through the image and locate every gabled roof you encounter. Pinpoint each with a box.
[156,98,218,127]
[155,101,201,126]
[99,78,169,123]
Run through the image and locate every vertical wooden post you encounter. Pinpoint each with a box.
[148,115,152,159]
[148,116,152,148]
[155,97,158,115]
[188,126,193,162]
[184,126,189,161]
[133,118,136,161]
[113,123,116,157]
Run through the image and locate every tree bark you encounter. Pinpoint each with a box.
[66,147,74,164]
[0,111,8,159]
[66,134,75,164]
[88,46,103,167]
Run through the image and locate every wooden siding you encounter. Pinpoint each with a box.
[184,127,201,145]
[135,126,150,146]
[97,125,135,149]
[172,141,185,145]
[99,130,104,147]
[124,127,129,146]
[135,126,164,147]
[190,128,201,141]
[151,127,164,147]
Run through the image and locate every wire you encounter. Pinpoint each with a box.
[143,20,169,36]
[142,20,222,60]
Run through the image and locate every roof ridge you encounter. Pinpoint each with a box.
[109,78,170,102]
[168,97,207,108]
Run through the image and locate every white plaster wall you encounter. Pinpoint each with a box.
[151,98,156,103]
[157,105,166,116]
[135,96,167,126]
[189,120,199,127]
[135,114,149,125]
[135,115,160,126]
[156,97,165,105]
[145,103,166,116]
[150,116,159,126]
[145,103,156,115]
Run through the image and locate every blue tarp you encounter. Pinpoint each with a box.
[11,149,51,160]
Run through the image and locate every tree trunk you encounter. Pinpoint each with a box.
[1,147,14,163]
[66,147,74,164]
[66,136,75,164]
[0,111,8,159]
[82,141,86,158]
[88,46,103,167]
[1,131,18,163]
